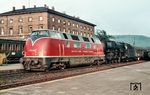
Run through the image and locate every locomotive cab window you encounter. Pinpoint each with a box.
[31,30,49,37]
[82,37,90,42]
[91,38,95,43]
[63,33,68,39]
[71,35,79,41]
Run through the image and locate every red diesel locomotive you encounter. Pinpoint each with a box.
[22,29,105,71]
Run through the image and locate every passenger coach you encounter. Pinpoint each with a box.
[22,29,105,71]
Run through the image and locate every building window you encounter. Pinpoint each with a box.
[90,28,93,31]
[72,23,75,27]
[80,25,83,29]
[39,16,43,21]
[29,25,33,32]
[0,19,4,24]
[63,21,66,25]
[58,19,61,23]
[9,28,13,35]
[76,24,79,28]
[58,27,61,31]
[10,19,13,24]
[68,21,71,26]
[52,26,55,30]
[68,29,71,33]
[84,26,86,30]
[39,24,44,29]
[52,17,55,22]
[18,26,23,34]
[19,18,23,22]
[0,27,4,35]
[63,28,66,32]
[72,31,75,34]
[28,17,32,22]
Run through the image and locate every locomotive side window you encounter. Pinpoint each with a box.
[91,38,95,43]
[71,35,79,41]
[66,41,70,48]
[63,33,68,39]
[73,42,81,48]
[50,32,62,39]
[85,43,91,48]
[82,37,90,42]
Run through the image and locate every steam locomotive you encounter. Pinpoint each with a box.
[22,29,146,71]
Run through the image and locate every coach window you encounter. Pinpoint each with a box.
[73,42,81,48]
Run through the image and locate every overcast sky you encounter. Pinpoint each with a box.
[0,0,149,36]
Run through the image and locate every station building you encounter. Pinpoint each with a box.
[0,5,96,40]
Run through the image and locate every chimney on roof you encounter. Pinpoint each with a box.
[34,5,36,8]
[12,7,15,11]
[23,5,25,9]
[52,6,55,10]
[44,4,49,8]
[44,4,47,7]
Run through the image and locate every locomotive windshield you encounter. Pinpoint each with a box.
[31,30,49,37]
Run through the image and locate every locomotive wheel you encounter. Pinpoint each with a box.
[94,60,102,66]
[59,63,66,70]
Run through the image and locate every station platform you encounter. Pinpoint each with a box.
[0,62,150,95]
[0,63,23,71]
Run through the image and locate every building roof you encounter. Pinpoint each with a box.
[0,7,96,26]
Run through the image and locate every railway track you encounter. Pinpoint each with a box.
[0,60,145,90]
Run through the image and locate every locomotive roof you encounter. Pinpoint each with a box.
[0,7,96,26]
[31,29,101,44]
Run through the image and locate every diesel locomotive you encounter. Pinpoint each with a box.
[22,29,105,71]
